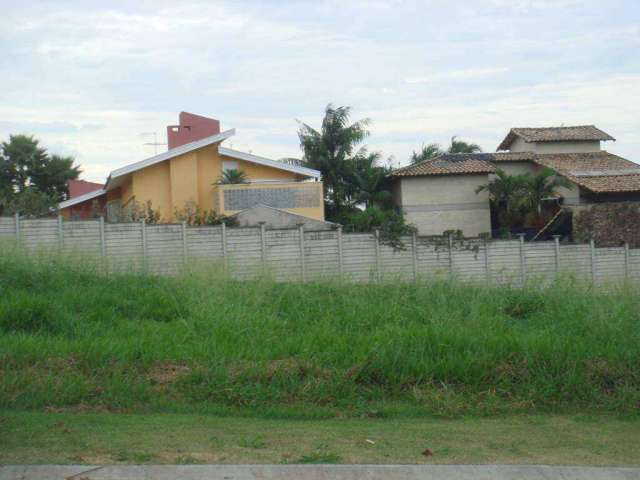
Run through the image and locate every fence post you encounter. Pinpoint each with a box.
[220,222,228,271]
[141,218,147,272]
[374,229,381,282]
[483,237,490,282]
[99,216,106,258]
[590,238,596,284]
[447,233,453,281]
[553,235,561,280]
[337,225,344,281]
[259,222,266,270]
[57,214,64,250]
[14,212,20,247]
[412,231,418,281]
[181,221,188,264]
[518,233,526,285]
[624,242,630,280]
[298,224,306,282]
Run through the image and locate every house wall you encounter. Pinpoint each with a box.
[509,137,601,153]
[132,161,173,221]
[111,145,321,222]
[398,174,491,237]
[217,182,325,220]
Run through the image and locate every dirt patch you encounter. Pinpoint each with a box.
[228,359,331,382]
[583,358,630,394]
[147,362,192,386]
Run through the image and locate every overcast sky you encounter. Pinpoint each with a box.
[1,0,639,182]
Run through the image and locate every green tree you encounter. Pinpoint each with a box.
[3,188,55,218]
[30,154,80,200]
[352,151,392,209]
[410,137,481,165]
[447,136,482,154]
[476,169,529,229]
[522,168,572,216]
[217,168,249,185]
[298,104,370,215]
[410,143,443,164]
[0,134,80,215]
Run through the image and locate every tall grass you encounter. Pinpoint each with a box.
[1,245,639,418]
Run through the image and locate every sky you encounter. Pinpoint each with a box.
[1,0,639,182]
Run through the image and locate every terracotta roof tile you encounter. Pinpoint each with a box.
[390,150,640,194]
[390,154,495,177]
[533,151,640,193]
[497,125,615,150]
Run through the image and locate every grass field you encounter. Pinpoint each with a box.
[1,412,639,465]
[1,246,640,418]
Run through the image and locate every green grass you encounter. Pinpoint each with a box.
[1,411,639,465]
[1,246,640,417]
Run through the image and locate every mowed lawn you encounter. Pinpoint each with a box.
[1,412,639,465]
[1,247,640,464]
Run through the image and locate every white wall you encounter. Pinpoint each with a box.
[399,174,491,237]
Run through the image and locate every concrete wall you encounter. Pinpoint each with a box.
[509,137,601,153]
[398,174,491,237]
[232,205,334,230]
[3,216,639,286]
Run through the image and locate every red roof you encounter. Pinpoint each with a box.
[68,179,104,198]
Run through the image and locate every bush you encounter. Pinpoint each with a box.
[338,207,416,248]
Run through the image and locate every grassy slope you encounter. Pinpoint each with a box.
[1,412,639,465]
[1,247,640,417]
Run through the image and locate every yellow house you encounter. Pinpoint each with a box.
[60,124,324,223]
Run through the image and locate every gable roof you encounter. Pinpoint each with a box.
[389,153,495,177]
[59,128,322,210]
[58,187,106,209]
[497,125,615,151]
[218,147,321,180]
[389,150,640,194]
[107,129,236,188]
[534,151,640,193]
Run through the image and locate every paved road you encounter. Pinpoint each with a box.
[1,465,640,480]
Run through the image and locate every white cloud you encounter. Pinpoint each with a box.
[404,67,510,84]
[0,0,638,180]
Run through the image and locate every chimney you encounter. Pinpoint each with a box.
[166,112,221,150]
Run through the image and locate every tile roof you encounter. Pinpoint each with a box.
[534,151,640,193]
[390,150,640,194]
[497,125,615,151]
[389,154,495,177]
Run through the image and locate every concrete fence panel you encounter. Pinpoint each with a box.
[1,216,640,286]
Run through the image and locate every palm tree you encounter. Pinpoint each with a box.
[448,136,482,154]
[476,169,529,228]
[410,143,443,164]
[351,151,392,209]
[298,104,370,214]
[218,169,249,185]
[522,168,572,215]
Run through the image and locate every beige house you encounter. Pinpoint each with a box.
[389,125,640,237]
[389,155,495,236]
